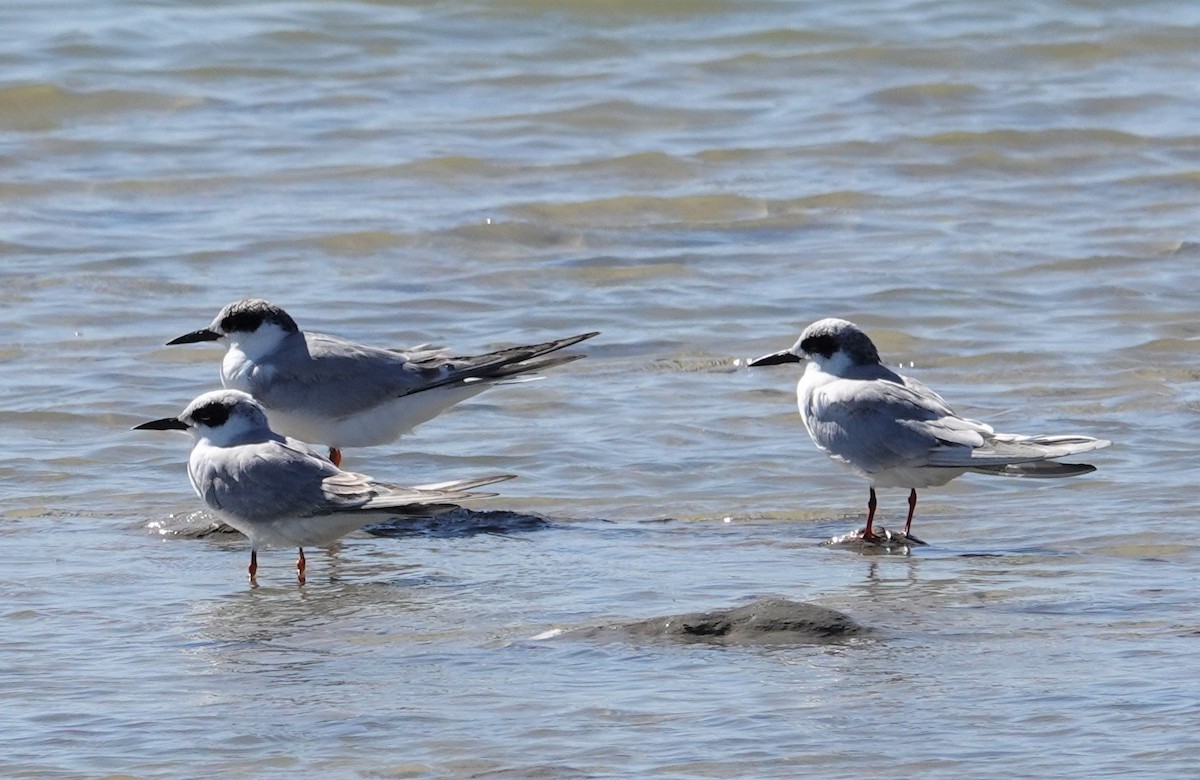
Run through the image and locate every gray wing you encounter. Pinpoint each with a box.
[806,374,993,473]
[348,473,518,511]
[250,332,441,417]
[925,432,1111,467]
[809,371,1110,472]
[191,439,516,520]
[189,438,363,523]
[255,331,597,418]
[393,331,599,396]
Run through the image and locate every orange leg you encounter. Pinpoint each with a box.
[328,447,342,467]
[864,488,878,539]
[248,549,258,585]
[296,548,306,584]
[903,489,918,536]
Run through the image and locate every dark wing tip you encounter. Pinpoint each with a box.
[544,331,600,351]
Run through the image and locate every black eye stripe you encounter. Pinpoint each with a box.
[190,402,230,428]
[800,334,838,360]
[220,310,265,333]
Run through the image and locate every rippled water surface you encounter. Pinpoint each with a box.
[3,0,1200,777]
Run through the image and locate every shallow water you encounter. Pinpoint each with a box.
[3,0,1200,776]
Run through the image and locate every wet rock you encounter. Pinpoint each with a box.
[150,507,550,540]
[822,525,926,554]
[145,510,235,539]
[365,508,551,539]
[569,598,867,646]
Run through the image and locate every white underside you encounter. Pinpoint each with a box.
[262,381,496,448]
[218,510,384,550]
[864,465,970,489]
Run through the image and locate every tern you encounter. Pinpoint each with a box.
[135,389,515,584]
[168,298,597,465]
[749,318,1110,541]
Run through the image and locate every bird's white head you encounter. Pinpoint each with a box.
[134,389,274,446]
[748,317,882,376]
[166,298,300,360]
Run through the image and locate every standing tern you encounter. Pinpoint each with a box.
[167,298,598,465]
[749,318,1110,542]
[134,389,515,584]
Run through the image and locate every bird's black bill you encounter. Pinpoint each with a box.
[133,417,189,431]
[747,349,802,367]
[166,328,221,345]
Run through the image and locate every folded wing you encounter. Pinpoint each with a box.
[321,472,517,512]
[810,373,1110,474]
[924,432,1111,468]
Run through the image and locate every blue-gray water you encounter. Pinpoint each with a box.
[3,1,1199,777]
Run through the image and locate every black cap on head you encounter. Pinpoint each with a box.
[217,298,298,335]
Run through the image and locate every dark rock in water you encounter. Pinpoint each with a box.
[145,510,238,539]
[365,508,552,539]
[823,525,926,554]
[152,506,550,540]
[571,598,867,646]
[195,522,241,538]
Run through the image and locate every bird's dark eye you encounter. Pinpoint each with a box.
[800,334,838,359]
[190,402,230,428]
